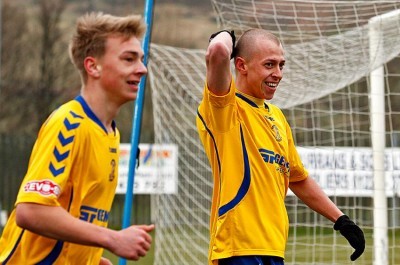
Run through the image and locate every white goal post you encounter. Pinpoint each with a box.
[369,8,400,265]
[148,1,400,264]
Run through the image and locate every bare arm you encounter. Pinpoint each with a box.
[289,177,343,222]
[206,31,234,96]
[290,177,365,261]
[16,203,154,261]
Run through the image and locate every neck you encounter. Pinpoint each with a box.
[80,88,119,133]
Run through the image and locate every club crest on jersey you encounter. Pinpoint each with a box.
[264,115,275,122]
[109,159,116,181]
[24,179,61,197]
[271,125,282,142]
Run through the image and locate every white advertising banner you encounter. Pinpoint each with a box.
[116,143,178,194]
[293,147,400,197]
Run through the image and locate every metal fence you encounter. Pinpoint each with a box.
[0,133,151,233]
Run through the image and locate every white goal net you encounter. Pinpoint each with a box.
[149,1,400,264]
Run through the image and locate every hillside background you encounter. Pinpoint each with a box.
[0,0,217,143]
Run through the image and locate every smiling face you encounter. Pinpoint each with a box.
[235,33,285,100]
[97,34,148,105]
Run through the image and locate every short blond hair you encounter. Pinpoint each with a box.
[69,12,146,83]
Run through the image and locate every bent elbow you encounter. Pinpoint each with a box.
[15,203,34,229]
[206,42,231,65]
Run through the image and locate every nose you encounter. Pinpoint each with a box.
[137,60,148,76]
[272,66,283,79]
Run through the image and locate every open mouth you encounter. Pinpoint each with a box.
[265,82,278,88]
[127,81,140,86]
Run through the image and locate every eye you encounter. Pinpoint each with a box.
[279,63,285,70]
[124,57,134,62]
[265,62,273,68]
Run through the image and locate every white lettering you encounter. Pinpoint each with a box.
[296,147,400,197]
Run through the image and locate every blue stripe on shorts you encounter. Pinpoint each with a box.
[218,255,284,265]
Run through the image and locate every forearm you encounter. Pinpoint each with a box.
[15,203,114,249]
[290,177,365,261]
[15,202,154,260]
[289,177,343,222]
[206,31,234,95]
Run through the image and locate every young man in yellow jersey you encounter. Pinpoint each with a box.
[0,12,154,265]
[196,29,365,265]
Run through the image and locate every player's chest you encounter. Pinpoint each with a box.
[241,108,287,146]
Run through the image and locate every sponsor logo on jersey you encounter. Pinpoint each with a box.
[259,148,289,172]
[79,205,109,223]
[23,179,61,197]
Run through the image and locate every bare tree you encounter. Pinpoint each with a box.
[0,1,36,133]
[35,0,67,131]
[0,0,79,134]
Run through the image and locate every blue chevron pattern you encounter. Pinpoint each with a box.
[58,132,74,146]
[64,118,80,130]
[49,162,65,177]
[53,147,70,162]
[49,112,83,177]
[70,110,84,119]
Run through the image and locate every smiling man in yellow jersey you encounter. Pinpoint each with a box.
[0,12,154,265]
[196,29,365,265]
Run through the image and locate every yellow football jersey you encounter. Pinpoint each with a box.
[0,95,120,264]
[196,78,308,264]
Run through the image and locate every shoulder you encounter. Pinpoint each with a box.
[39,99,87,137]
[201,77,237,108]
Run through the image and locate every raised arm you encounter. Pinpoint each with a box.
[16,203,154,261]
[205,30,235,96]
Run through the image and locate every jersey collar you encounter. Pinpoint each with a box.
[75,95,116,134]
[235,91,269,110]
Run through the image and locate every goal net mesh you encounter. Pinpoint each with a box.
[149,1,400,264]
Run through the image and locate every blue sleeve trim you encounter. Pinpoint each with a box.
[197,109,221,174]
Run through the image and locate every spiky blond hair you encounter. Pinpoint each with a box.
[69,12,146,83]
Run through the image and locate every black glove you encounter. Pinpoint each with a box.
[334,215,365,261]
[209,30,236,59]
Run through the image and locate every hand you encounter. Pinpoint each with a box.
[99,257,113,265]
[107,224,155,260]
[334,215,365,261]
[209,30,236,58]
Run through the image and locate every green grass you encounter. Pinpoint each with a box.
[3,225,399,264]
[106,226,400,265]
[286,226,400,264]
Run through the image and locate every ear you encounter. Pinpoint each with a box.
[235,57,247,75]
[84,57,102,78]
